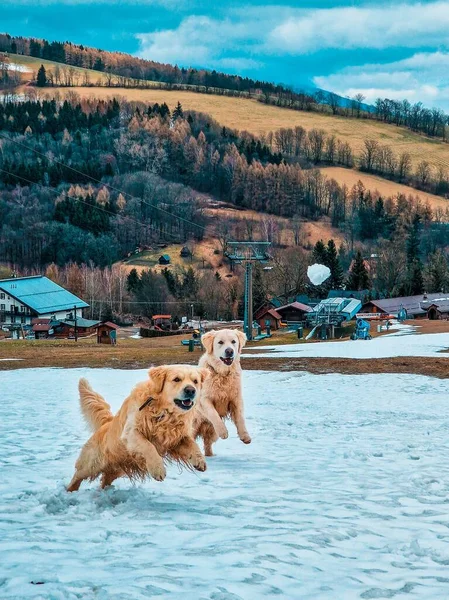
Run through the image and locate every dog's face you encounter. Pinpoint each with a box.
[201,329,247,367]
[148,365,208,413]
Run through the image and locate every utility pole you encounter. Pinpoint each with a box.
[225,242,271,340]
[73,305,78,342]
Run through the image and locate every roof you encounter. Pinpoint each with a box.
[60,318,100,329]
[152,314,171,320]
[365,293,444,316]
[101,321,119,329]
[425,298,449,313]
[32,323,52,332]
[159,254,170,261]
[258,307,282,320]
[277,301,312,313]
[0,276,88,314]
[328,290,369,300]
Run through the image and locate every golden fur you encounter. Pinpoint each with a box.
[193,329,250,456]
[67,365,209,492]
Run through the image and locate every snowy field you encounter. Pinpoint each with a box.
[2,367,449,599]
[244,326,449,360]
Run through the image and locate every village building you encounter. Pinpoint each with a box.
[423,298,449,320]
[97,321,119,344]
[361,293,444,319]
[180,246,191,258]
[151,314,172,330]
[0,275,88,330]
[276,301,312,323]
[255,307,283,331]
[158,254,171,265]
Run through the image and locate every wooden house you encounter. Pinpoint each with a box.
[180,246,191,258]
[276,301,312,323]
[97,321,119,344]
[255,307,282,331]
[158,254,171,265]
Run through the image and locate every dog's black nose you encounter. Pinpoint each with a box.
[184,385,196,398]
[225,348,234,358]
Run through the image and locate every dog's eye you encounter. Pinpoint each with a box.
[173,377,181,382]
[231,340,236,344]
[193,379,198,385]
[218,341,224,345]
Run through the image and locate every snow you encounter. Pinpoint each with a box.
[2,367,449,599]
[307,263,331,285]
[244,329,449,360]
[4,62,32,73]
[0,358,23,361]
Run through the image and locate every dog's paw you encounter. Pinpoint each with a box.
[240,432,251,444]
[191,456,207,472]
[218,425,229,440]
[149,461,166,482]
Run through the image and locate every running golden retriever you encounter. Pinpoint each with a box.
[193,328,250,456]
[67,365,209,492]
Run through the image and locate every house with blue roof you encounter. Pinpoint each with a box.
[0,276,89,329]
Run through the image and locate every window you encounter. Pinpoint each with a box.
[20,306,25,313]
[0,304,4,311]
[11,316,15,324]
[21,317,26,324]
[0,293,4,299]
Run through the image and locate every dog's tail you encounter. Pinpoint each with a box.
[78,378,113,432]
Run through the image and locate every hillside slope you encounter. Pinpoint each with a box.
[39,85,449,173]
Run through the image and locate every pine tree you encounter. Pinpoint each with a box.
[173,101,184,120]
[326,239,344,289]
[312,240,327,264]
[406,213,424,295]
[347,251,370,291]
[425,250,448,292]
[36,65,47,87]
[127,268,141,293]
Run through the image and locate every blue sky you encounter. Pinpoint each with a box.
[3,0,449,109]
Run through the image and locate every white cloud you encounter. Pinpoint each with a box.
[137,15,264,71]
[314,51,449,109]
[268,2,449,53]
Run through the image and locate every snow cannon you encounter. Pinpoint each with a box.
[351,318,372,340]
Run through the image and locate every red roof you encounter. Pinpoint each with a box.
[32,323,51,332]
[277,301,312,313]
[152,315,171,320]
[31,318,51,325]
[102,321,119,329]
[258,307,282,320]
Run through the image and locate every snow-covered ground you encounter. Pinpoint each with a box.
[3,62,32,73]
[2,367,449,599]
[244,327,449,360]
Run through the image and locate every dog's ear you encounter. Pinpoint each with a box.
[201,330,216,354]
[148,366,167,394]
[199,367,209,384]
[236,330,247,352]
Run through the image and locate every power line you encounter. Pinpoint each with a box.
[0,131,208,233]
[0,166,193,244]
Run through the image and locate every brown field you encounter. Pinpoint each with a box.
[1,320,449,377]
[10,53,109,85]
[41,86,449,173]
[322,167,449,213]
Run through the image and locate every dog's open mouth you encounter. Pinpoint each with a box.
[220,357,234,366]
[174,398,195,410]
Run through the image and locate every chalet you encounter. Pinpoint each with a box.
[158,254,171,265]
[53,318,101,338]
[276,301,312,323]
[256,307,282,331]
[97,321,119,344]
[180,246,191,258]
[361,293,444,319]
[0,275,88,330]
[424,298,449,320]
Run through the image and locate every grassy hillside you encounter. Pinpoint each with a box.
[8,53,109,85]
[322,167,449,213]
[39,85,449,174]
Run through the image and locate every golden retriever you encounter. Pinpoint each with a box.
[67,365,208,492]
[193,328,250,456]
